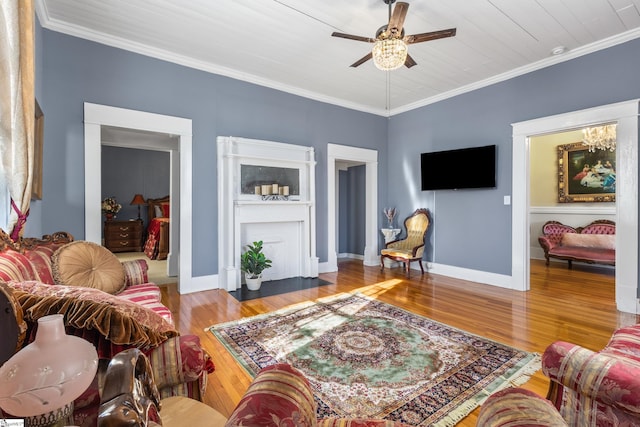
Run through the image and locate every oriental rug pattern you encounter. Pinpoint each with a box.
[210,293,540,426]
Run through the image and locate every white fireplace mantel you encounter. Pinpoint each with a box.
[217,136,318,291]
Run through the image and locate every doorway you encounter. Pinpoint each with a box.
[84,103,195,293]
[336,162,366,260]
[101,128,178,277]
[327,144,378,271]
[512,100,639,314]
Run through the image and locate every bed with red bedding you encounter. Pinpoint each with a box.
[143,196,170,260]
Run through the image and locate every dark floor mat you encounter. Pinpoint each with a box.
[228,276,332,301]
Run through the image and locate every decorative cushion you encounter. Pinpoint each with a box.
[0,249,40,282]
[121,259,149,288]
[52,241,126,294]
[117,283,162,304]
[8,281,178,348]
[154,205,163,218]
[23,248,56,284]
[561,233,616,250]
[161,203,170,218]
[380,248,413,258]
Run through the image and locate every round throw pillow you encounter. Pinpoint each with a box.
[52,241,126,294]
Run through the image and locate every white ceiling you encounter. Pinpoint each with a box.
[36,0,640,116]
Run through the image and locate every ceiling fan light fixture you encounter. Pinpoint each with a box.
[372,38,407,70]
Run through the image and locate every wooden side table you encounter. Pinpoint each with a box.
[104,219,143,252]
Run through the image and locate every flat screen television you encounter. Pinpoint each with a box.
[421,145,496,191]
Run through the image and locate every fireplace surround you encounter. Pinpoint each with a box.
[217,136,318,291]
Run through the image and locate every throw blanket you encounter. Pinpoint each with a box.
[144,218,169,260]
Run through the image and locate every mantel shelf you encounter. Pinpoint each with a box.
[234,200,312,206]
[225,153,316,166]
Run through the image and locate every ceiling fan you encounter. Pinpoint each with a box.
[332,0,456,70]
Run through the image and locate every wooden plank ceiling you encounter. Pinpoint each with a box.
[37,0,640,116]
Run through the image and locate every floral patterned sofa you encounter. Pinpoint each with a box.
[0,230,214,427]
[477,324,640,426]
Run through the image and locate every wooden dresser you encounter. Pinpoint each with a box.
[104,219,143,253]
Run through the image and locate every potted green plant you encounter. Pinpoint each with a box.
[240,240,272,290]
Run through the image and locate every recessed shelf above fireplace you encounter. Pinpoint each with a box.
[240,165,300,195]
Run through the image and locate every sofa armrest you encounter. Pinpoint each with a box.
[477,388,567,426]
[122,259,149,288]
[225,363,317,427]
[148,335,215,390]
[542,341,640,416]
[538,236,557,252]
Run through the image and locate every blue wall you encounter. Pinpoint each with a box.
[32,29,388,277]
[389,38,640,275]
[101,147,170,230]
[30,23,640,279]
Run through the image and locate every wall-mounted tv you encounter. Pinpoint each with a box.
[421,145,496,191]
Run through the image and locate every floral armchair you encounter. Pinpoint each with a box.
[380,208,430,277]
[477,324,640,426]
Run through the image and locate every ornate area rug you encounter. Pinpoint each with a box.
[210,293,540,426]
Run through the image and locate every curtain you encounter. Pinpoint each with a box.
[0,0,35,240]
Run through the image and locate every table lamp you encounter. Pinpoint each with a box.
[130,194,146,220]
[0,314,98,426]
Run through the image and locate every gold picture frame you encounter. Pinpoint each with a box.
[557,142,616,203]
[32,99,43,200]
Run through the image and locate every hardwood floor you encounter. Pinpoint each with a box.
[160,259,637,426]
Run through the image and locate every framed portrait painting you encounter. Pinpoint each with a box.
[557,142,616,203]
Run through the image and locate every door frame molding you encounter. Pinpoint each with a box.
[84,103,194,293]
[512,99,639,313]
[327,143,378,271]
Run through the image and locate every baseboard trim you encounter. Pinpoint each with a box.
[425,263,514,289]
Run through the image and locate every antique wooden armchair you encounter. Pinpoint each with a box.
[380,208,430,277]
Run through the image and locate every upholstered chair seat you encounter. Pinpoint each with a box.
[380,208,430,277]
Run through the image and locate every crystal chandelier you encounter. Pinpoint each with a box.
[582,124,617,152]
[372,38,408,71]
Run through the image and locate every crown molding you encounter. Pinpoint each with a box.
[35,1,387,116]
[390,28,640,116]
[35,1,640,118]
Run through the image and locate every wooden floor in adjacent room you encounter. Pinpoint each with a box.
[160,259,637,426]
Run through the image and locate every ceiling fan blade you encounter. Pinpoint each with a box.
[350,52,373,68]
[387,2,409,36]
[404,28,456,44]
[332,32,376,43]
[404,54,417,68]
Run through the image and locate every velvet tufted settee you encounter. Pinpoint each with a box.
[538,220,615,268]
[0,230,214,427]
[477,324,640,426]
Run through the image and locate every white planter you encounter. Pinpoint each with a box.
[245,275,262,291]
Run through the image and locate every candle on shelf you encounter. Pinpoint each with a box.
[282,186,289,196]
[272,183,279,194]
[261,184,271,195]
[279,188,284,195]
[255,186,261,195]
